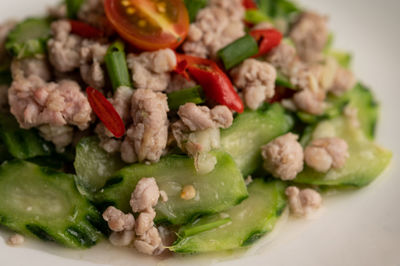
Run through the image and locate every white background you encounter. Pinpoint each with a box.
[1,0,399,265]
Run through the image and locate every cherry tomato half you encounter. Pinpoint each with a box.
[104,0,189,51]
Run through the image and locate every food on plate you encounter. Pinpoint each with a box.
[0,0,391,257]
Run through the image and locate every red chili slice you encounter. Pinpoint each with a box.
[175,54,244,113]
[69,20,104,39]
[242,0,257,9]
[86,87,125,138]
[250,29,283,57]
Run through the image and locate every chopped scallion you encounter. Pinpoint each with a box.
[217,34,259,70]
[104,41,132,92]
[167,85,205,110]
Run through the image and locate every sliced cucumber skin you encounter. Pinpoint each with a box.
[221,103,293,176]
[346,83,379,140]
[5,18,51,59]
[74,136,126,196]
[171,180,287,253]
[295,116,392,187]
[0,160,103,248]
[95,150,248,225]
[0,114,53,160]
[325,83,378,140]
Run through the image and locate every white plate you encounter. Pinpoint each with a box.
[1,0,399,265]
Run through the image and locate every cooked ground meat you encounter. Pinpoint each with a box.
[77,0,107,30]
[47,3,67,19]
[48,20,109,89]
[11,58,51,82]
[231,59,277,110]
[134,227,163,255]
[79,40,108,89]
[166,73,197,93]
[177,103,233,131]
[172,121,220,157]
[7,234,24,246]
[9,76,92,130]
[182,0,245,59]
[328,67,357,96]
[121,89,169,163]
[103,206,135,232]
[135,209,156,236]
[290,12,329,63]
[129,178,163,255]
[130,177,160,213]
[304,137,349,172]
[267,43,325,115]
[48,20,82,73]
[267,43,297,75]
[38,125,74,152]
[127,49,177,92]
[285,186,322,217]
[261,133,304,181]
[293,88,325,115]
[109,231,135,247]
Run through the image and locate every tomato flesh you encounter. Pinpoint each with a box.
[105,0,189,50]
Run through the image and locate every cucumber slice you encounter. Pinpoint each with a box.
[346,83,379,139]
[328,50,352,69]
[95,150,248,225]
[0,160,103,248]
[5,18,51,59]
[295,116,392,187]
[74,136,126,196]
[0,140,12,163]
[326,83,379,139]
[221,103,293,176]
[171,180,287,253]
[0,114,53,159]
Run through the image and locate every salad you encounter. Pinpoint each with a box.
[0,0,392,257]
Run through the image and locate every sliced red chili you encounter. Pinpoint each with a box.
[175,54,244,113]
[250,29,283,57]
[86,87,125,138]
[242,0,258,9]
[69,20,104,39]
